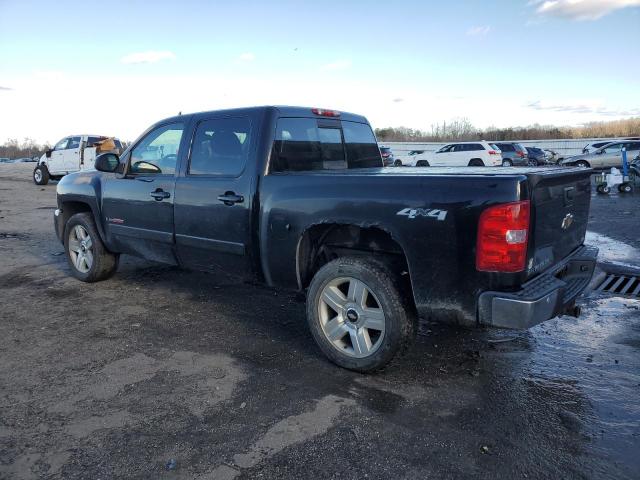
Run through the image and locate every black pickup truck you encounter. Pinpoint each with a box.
[54,106,597,371]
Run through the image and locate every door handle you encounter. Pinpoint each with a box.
[217,192,244,206]
[150,189,170,201]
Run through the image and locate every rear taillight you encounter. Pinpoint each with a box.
[517,150,525,158]
[311,108,340,117]
[476,200,530,272]
[488,150,500,155]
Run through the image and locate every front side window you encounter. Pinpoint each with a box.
[189,117,252,176]
[130,123,184,175]
[67,136,81,149]
[54,138,69,151]
[601,143,622,154]
[437,145,453,153]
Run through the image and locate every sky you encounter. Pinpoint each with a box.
[0,0,639,144]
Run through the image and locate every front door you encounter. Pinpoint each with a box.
[101,122,185,264]
[63,136,82,171]
[597,142,623,168]
[174,116,254,275]
[48,137,69,174]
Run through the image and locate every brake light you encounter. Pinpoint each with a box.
[488,150,500,155]
[517,150,525,158]
[311,108,340,117]
[476,200,530,272]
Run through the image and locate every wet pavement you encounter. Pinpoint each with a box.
[0,163,639,479]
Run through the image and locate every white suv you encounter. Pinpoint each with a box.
[414,141,502,167]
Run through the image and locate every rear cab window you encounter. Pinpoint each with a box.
[271,117,381,172]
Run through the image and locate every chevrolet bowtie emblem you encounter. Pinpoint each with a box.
[561,213,574,230]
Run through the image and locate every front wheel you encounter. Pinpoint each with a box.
[33,165,49,185]
[576,160,590,168]
[394,160,402,167]
[64,212,119,282]
[306,257,417,372]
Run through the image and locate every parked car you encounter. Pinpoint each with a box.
[0,157,11,163]
[54,106,596,372]
[561,140,640,169]
[33,135,123,185]
[15,157,36,163]
[394,150,426,167]
[582,138,640,154]
[525,147,546,166]
[543,149,562,164]
[414,141,502,167]
[379,146,395,166]
[494,142,530,166]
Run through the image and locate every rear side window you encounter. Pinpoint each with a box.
[271,118,379,172]
[189,117,252,176]
[498,143,515,152]
[468,143,484,151]
[342,121,381,168]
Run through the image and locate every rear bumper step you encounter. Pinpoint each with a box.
[478,245,598,329]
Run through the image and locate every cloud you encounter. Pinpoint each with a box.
[527,100,640,117]
[320,60,352,71]
[466,25,491,36]
[121,51,176,64]
[531,0,640,21]
[0,86,13,91]
[237,52,255,62]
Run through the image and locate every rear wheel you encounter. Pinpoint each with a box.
[33,165,49,185]
[64,212,119,282]
[416,160,430,167]
[394,160,402,167]
[306,257,416,372]
[468,159,484,167]
[501,159,513,167]
[527,159,538,166]
[618,183,632,193]
[596,184,610,194]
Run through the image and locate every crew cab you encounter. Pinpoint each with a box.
[54,106,597,371]
[33,135,123,185]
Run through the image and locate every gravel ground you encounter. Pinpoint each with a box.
[1,163,639,480]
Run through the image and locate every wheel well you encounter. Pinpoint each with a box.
[576,160,591,167]
[468,158,484,166]
[297,223,412,292]
[416,160,429,166]
[60,201,93,232]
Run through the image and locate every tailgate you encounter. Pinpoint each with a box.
[527,168,592,279]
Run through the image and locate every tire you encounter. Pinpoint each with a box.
[394,160,402,167]
[618,183,632,193]
[501,159,513,167]
[33,165,49,185]
[416,160,430,167]
[527,159,538,167]
[64,212,119,282]
[576,160,590,168]
[468,159,484,167]
[306,256,417,372]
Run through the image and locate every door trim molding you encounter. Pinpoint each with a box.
[176,234,245,255]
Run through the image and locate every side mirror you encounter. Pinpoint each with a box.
[46,149,52,158]
[95,153,120,172]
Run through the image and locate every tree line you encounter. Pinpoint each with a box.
[375,117,640,142]
[0,138,51,159]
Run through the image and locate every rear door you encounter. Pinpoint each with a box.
[101,122,185,264]
[174,115,255,274]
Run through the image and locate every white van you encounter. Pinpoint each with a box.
[413,141,502,167]
[33,135,123,185]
